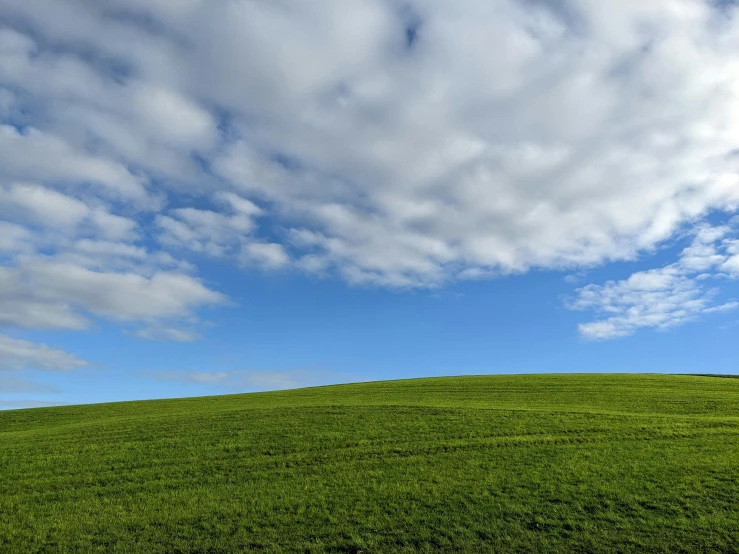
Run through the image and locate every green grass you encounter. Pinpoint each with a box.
[1,374,739,553]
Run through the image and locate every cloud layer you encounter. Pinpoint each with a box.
[1,0,738,341]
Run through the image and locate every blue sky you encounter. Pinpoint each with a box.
[1,0,739,409]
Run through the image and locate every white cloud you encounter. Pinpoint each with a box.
[156,205,255,257]
[722,251,739,276]
[133,326,201,343]
[0,259,226,330]
[217,192,262,217]
[0,222,30,252]
[51,240,177,275]
[0,0,738,300]
[569,225,739,339]
[89,211,138,242]
[240,242,291,270]
[129,84,217,150]
[0,334,88,371]
[0,184,139,250]
[156,193,288,270]
[0,125,147,203]
[71,239,146,260]
[203,0,739,285]
[704,301,739,314]
[0,183,90,228]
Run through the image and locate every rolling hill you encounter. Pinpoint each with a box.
[1,374,738,553]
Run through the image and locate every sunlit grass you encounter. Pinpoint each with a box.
[1,374,738,552]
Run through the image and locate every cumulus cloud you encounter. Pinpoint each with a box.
[0,183,89,228]
[0,0,738,315]
[0,222,30,252]
[569,225,739,339]
[156,193,262,258]
[0,183,141,254]
[0,334,88,371]
[0,125,148,203]
[0,260,226,330]
[240,242,291,270]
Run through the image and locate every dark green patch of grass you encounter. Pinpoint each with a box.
[1,374,738,553]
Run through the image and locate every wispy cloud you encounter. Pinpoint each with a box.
[0,375,60,394]
[141,369,352,392]
[568,226,739,340]
[131,326,202,343]
[0,399,66,410]
[0,334,88,371]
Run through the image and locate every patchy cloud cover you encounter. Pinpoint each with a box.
[1,0,739,346]
[569,224,739,339]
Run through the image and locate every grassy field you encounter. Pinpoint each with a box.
[1,374,738,553]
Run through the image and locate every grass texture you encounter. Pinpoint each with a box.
[1,374,738,553]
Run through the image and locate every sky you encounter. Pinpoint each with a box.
[1,0,739,410]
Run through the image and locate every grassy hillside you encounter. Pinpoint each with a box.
[1,374,738,553]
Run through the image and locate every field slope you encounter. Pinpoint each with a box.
[1,374,738,553]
